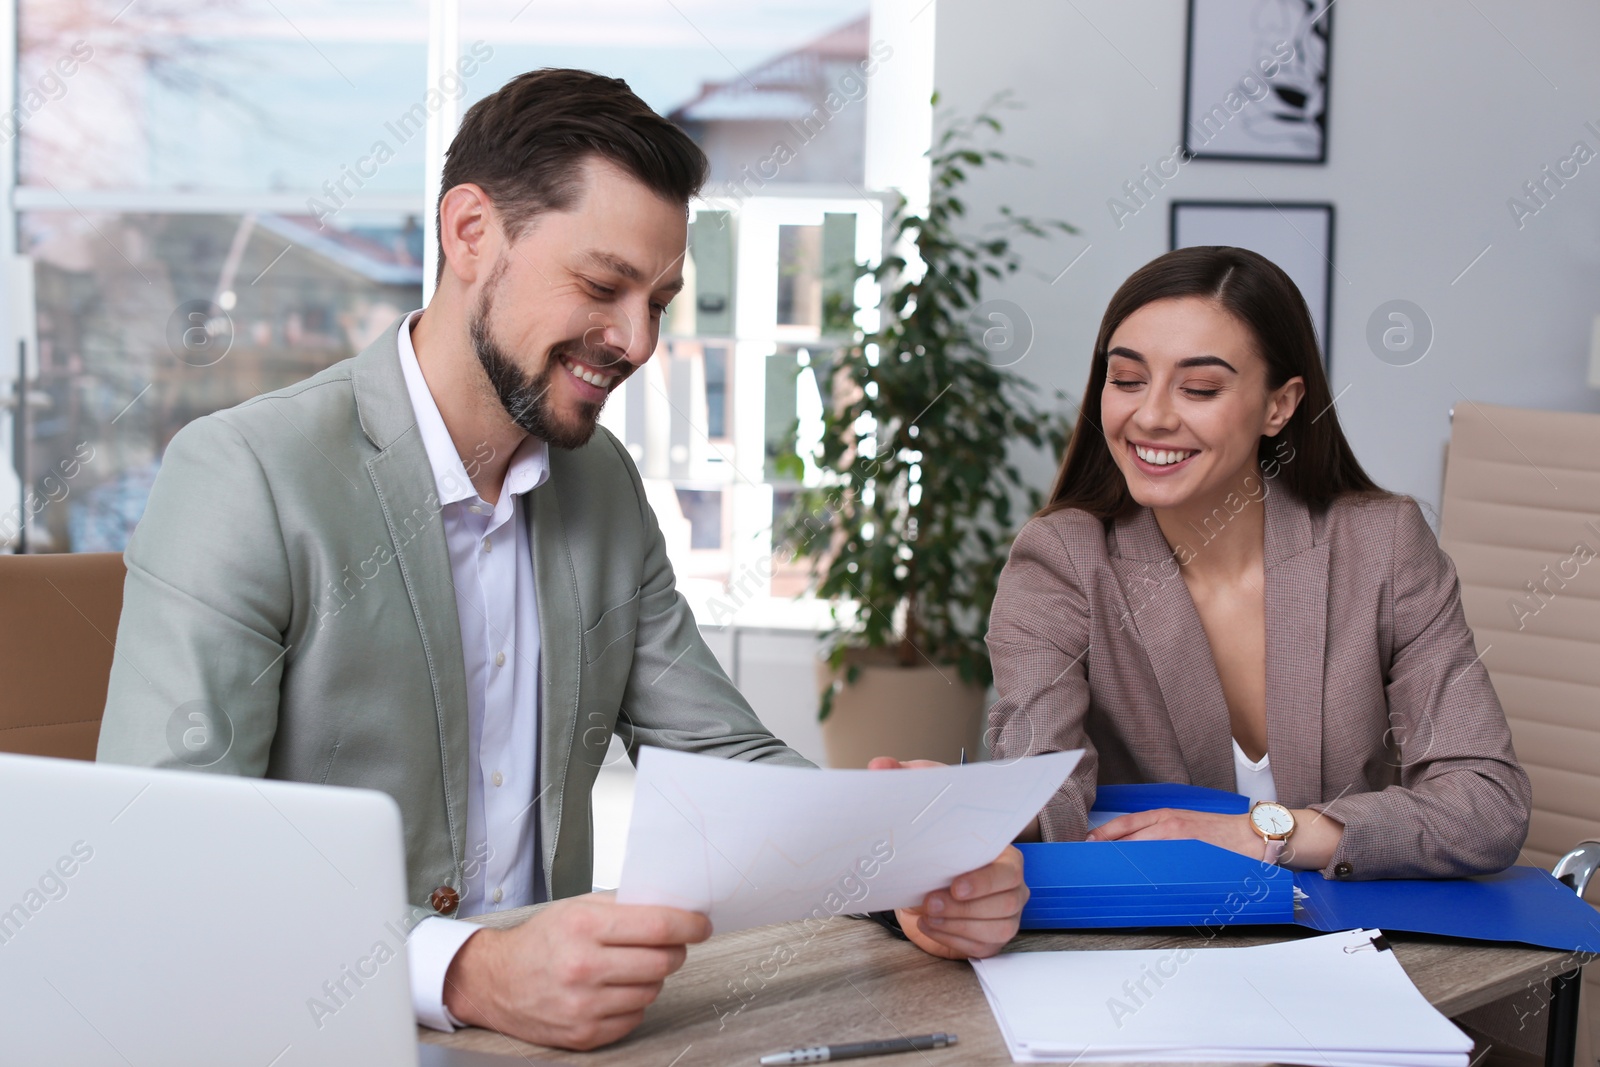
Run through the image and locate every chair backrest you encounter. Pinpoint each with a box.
[1439,402,1600,870]
[0,552,125,760]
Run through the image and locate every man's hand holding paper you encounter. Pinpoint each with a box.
[865,756,1034,960]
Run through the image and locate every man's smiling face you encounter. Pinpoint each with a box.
[470,155,688,449]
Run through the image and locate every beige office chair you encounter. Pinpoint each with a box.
[0,551,125,760]
[1440,401,1600,1065]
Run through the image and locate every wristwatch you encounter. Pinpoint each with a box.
[1248,800,1296,864]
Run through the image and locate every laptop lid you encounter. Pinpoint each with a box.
[0,753,418,1067]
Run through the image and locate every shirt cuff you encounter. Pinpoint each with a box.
[408,915,483,1031]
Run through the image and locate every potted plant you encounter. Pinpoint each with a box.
[777,96,1076,767]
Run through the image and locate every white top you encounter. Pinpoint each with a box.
[1232,737,1279,804]
[395,310,551,1031]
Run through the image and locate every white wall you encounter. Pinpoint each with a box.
[931,0,1600,519]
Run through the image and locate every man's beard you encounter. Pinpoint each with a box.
[470,271,611,450]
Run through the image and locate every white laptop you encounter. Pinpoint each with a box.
[0,752,541,1066]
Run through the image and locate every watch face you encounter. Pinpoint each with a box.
[1251,803,1294,836]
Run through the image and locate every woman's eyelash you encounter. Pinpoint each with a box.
[1107,376,1220,398]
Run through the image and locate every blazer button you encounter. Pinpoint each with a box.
[430,886,460,915]
[1333,862,1354,879]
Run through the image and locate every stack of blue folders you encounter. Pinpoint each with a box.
[1019,782,1600,955]
[1023,782,1291,929]
[1021,837,1294,929]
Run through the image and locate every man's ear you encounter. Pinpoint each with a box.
[437,183,498,288]
[1264,376,1306,437]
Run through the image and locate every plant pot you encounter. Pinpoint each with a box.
[816,650,986,768]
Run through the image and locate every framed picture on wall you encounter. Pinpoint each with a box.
[1181,0,1332,163]
[1170,200,1335,367]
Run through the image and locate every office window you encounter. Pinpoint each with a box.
[4,0,883,630]
[20,209,421,551]
[602,197,879,617]
[777,225,824,329]
[7,0,429,552]
[702,344,729,439]
[18,1,431,195]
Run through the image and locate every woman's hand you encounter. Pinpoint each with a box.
[1086,808,1264,859]
[865,756,946,771]
[1086,806,1346,870]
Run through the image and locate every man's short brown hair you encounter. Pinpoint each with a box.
[435,68,708,282]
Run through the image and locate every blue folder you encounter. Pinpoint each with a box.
[1019,783,1600,954]
[1091,782,1252,816]
[1019,837,1296,929]
[1294,865,1600,953]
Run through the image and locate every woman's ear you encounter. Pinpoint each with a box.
[1264,376,1306,437]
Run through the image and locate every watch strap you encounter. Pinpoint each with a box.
[1261,836,1286,865]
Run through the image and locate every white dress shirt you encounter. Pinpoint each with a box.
[1232,737,1279,804]
[393,310,550,1031]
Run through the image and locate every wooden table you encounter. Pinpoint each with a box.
[419,905,1576,1066]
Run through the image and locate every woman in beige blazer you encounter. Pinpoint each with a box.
[988,246,1531,880]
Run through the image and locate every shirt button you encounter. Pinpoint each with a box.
[1333,861,1354,878]
[468,504,484,514]
[482,537,492,553]
[492,887,504,904]
[494,650,506,667]
[492,771,503,787]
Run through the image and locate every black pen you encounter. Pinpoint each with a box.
[759,1034,958,1064]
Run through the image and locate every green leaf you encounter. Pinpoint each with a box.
[799,95,1077,688]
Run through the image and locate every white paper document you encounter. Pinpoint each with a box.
[616,747,1081,933]
[971,928,1472,1066]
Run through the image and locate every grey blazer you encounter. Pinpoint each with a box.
[97,318,809,911]
[986,485,1532,879]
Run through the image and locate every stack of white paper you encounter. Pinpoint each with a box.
[616,747,1081,933]
[971,928,1471,1066]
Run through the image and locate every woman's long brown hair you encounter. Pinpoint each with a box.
[1042,245,1385,521]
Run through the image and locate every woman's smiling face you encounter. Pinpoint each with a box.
[1099,295,1303,513]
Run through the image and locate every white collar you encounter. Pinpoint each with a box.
[395,309,549,507]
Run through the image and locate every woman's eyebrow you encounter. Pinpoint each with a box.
[1177,354,1237,372]
[1107,346,1236,373]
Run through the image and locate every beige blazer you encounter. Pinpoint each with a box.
[987,485,1531,880]
[97,319,809,913]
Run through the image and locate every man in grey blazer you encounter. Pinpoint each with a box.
[97,69,1027,1050]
